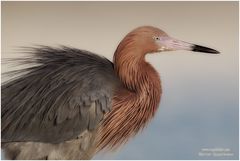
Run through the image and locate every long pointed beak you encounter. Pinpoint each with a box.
[192,45,219,54]
[157,36,220,54]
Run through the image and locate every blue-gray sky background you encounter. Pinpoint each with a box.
[1,1,239,160]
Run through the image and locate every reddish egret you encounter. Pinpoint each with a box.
[2,26,219,159]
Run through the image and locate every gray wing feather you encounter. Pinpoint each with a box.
[1,46,120,143]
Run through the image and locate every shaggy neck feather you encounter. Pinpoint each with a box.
[97,38,162,151]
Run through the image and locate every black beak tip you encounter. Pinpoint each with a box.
[192,45,220,54]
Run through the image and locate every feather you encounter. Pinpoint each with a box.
[2,46,120,144]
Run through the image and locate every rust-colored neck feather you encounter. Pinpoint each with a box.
[97,31,162,151]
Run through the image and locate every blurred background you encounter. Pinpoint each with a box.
[1,1,238,159]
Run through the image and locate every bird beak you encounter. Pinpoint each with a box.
[157,36,220,54]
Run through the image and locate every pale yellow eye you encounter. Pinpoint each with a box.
[153,36,160,41]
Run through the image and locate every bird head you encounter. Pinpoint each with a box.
[124,26,220,54]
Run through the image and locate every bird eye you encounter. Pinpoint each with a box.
[153,36,160,41]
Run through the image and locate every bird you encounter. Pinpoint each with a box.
[1,26,219,160]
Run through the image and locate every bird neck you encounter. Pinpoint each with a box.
[113,40,161,95]
[97,44,162,151]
